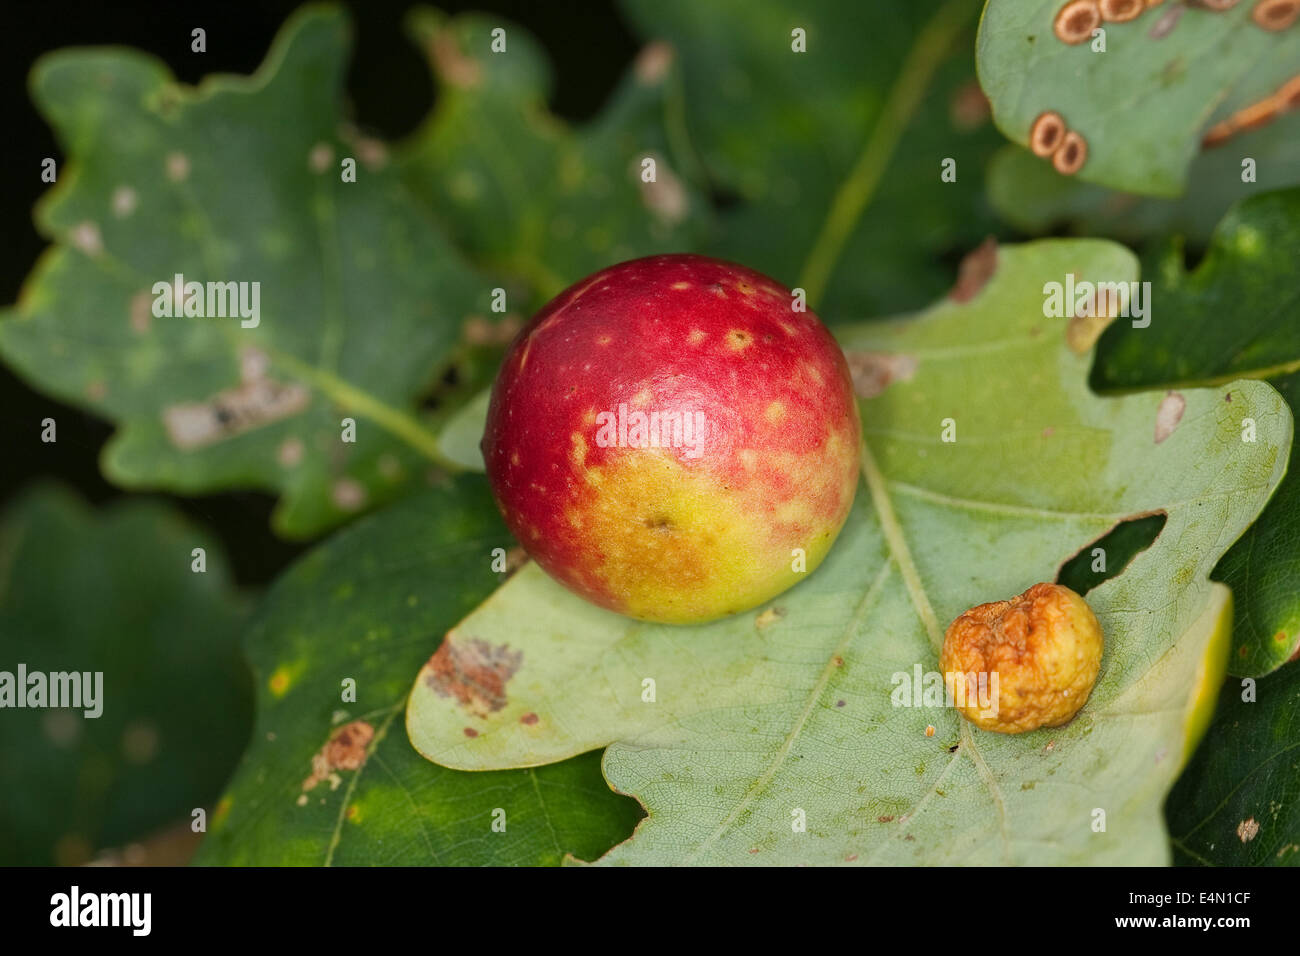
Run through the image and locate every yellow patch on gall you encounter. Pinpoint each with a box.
[726,329,753,351]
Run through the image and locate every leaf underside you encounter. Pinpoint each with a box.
[407,239,1290,865]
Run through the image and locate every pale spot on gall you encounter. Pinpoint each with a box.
[726,329,752,350]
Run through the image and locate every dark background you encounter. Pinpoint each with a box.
[0,0,639,586]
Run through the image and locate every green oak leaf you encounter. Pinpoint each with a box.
[977,0,1300,197]
[195,478,640,866]
[396,7,708,310]
[1167,661,1300,866]
[435,385,490,471]
[406,239,1289,865]
[1093,187,1300,675]
[0,5,494,540]
[0,485,251,866]
[618,0,1008,319]
[986,115,1300,244]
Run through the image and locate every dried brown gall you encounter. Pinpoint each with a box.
[1253,0,1300,30]
[940,583,1104,734]
[1053,130,1089,174]
[1100,0,1144,20]
[1055,0,1102,43]
[1029,111,1068,156]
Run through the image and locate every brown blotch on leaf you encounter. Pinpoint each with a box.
[877,815,895,823]
[520,712,540,725]
[1055,1,1102,43]
[1252,0,1299,29]
[1202,74,1300,147]
[1154,391,1186,444]
[1148,3,1184,39]
[950,237,999,303]
[422,635,523,717]
[429,28,482,86]
[163,347,310,450]
[463,727,479,738]
[302,720,375,793]
[1201,119,1236,148]
[502,546,529,578]
[1278,75,1300,111]
[1029,111,1067,157]
[633,41,674,85]
[464,313,524,346]
[1053,130,1089,175]
[1100,0,1144,20]
[949,81,991,131]
[844,350,918,399]
[1234,97,1282,133]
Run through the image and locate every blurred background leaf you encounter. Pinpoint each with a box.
[0,484,252,865]
[978,0,1300,196]
[397,7,710,312]
[1167,661,1300,866]
[986,121,1300,245]
[619,0,1008,320]
[0,6,497,541]
[197,478,641,865]
[1093,187,1300,675]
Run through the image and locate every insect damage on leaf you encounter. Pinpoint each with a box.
[1202,73,1300,147]
[948,237,999,303]
[301,720,375,795]
[1252,0,1300,31]
[1054,1,1102,44]
[844,351,918,399]
[421,635,523,717]
[163,348,310,450]
[1154,391,1186,444]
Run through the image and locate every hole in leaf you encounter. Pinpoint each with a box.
[1056,511,1167,596]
